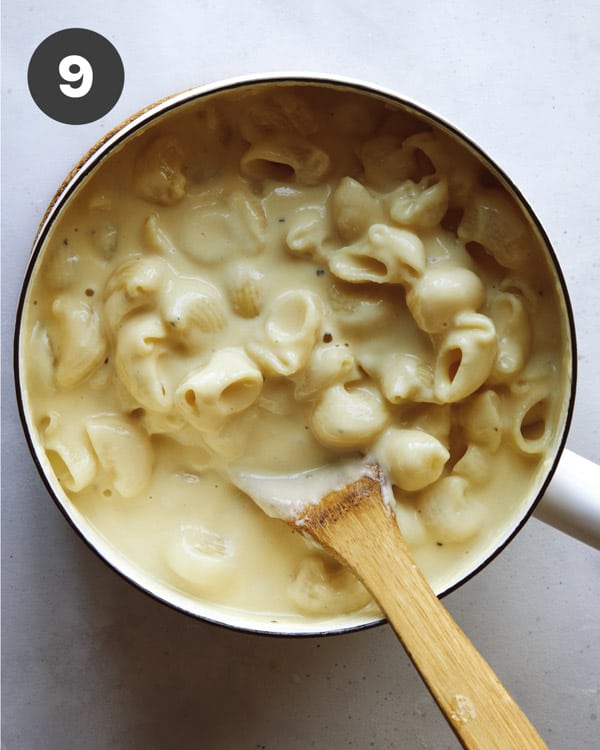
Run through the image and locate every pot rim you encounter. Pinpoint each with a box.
[13,71,578,637]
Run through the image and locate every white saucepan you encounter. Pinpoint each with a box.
[14,74,600,636]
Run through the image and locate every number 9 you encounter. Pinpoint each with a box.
[58,54,93,99]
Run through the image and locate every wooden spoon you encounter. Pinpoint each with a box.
[235,462,549,750]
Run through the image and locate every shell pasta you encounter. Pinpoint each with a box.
[22,83,570,623]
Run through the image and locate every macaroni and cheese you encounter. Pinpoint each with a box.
[21,83,571,624]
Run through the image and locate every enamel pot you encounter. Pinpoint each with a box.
[14,73,600,636]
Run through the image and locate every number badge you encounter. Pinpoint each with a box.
[28,28,124,125]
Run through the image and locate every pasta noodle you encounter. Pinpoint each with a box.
[285,206,330,257]
[409,404,452,446]
[418,476,483,544]
[247,290,322,376]
[406,266,485,334]
[287,555,372,616]
[226,262,264,319]
[362,352,435,404]
[329,224,425,285]
[114,313,171,412]
[175,348,263,432]
[377,428,449,492]
[506,367,555,455]
[402,131,479,208]
[359,134,417,189]
[326,280,398,330]
[41,411,97,493]
[332,176,382,242]
[458,390,503,452]
[387,176,449,229]
[160,276,227,338]
[240,135,330,185]
[293,344,359,400]
[27,322,56,393]
[434,311,497,403]
[310,382,388,450]
[133,135,187,205]
[50,295,107,389]
[238,88,319,142]
[85,414,154,497]
[148,182,266,267]
[142,213,178,256]
[458,188,534,269]
[453,444,491,485]
[164,523,236,594]
[104,256,166,330]
[488,291,532,382]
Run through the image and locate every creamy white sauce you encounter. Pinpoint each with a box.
[230,458,394,522]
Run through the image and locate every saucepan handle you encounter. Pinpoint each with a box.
[534,449,600,550]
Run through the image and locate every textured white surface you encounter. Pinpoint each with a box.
[2,1,599,748]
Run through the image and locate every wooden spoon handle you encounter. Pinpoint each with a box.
[300,475,548,750]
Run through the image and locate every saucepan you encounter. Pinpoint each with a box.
[14,73,600,637]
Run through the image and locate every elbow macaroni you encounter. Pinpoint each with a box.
[433,311,498,403]
[50,295,107,389]
[376,428,449,492]
[285,206,330,257]
[175,348,263,432]
[133,135,187,206]
[85,414,154,498]
[114,313,172,412]
[406,266,485,334]
[247,290,323,376]
[332,176,382,242]
[329,224,426,285]
[103,256,166,330]
[387,176,449,229]
[488,291,532,382]
[41,411,97,493]
[310,381,389,450]
[23,83,570,621]
[457,188,534,269]
[240,134,330,186]
[287,555,372,616]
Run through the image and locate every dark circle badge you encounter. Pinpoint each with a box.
[28,28,124,125]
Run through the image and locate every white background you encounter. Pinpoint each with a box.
[2,1,599,748]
